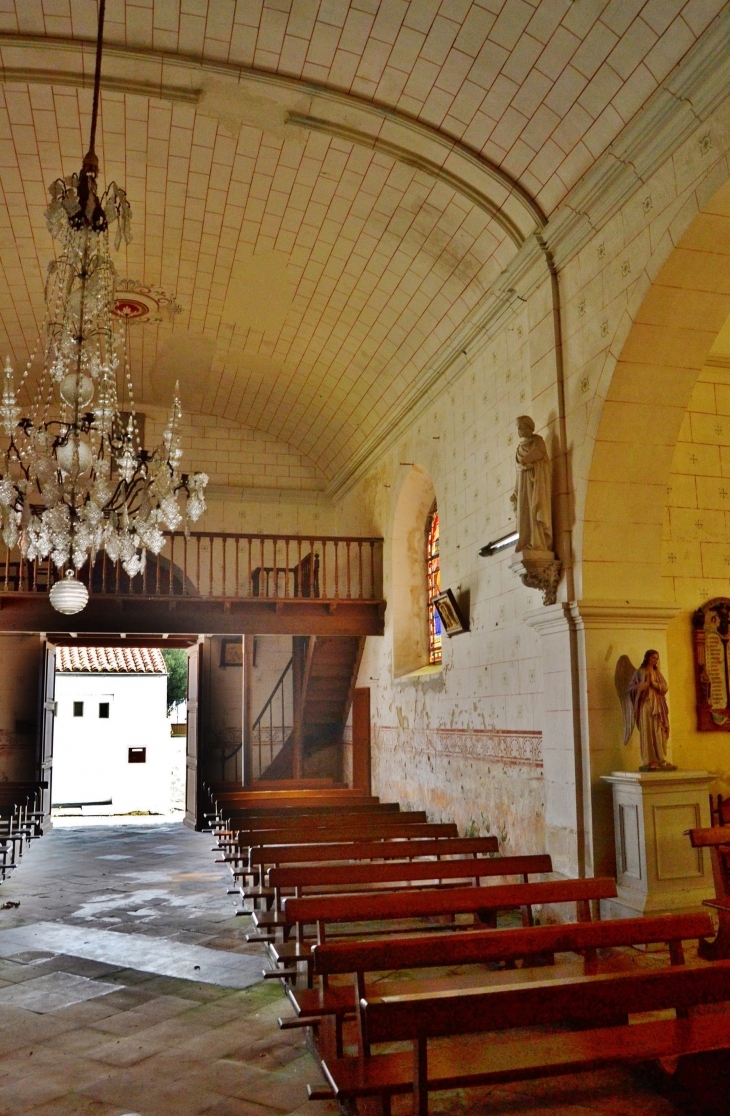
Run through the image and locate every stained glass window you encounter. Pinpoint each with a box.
[426,504,442,665]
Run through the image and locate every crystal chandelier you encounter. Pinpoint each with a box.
[0,0,207,614]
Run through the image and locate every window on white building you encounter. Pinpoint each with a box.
[73,702,84,717]
[99,702,110,719]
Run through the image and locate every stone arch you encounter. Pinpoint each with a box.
[582,179,730,600]
[392,466,437,679]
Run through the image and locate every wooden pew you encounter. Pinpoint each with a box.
[212,805,407,844]
[297,912,713,1058]
[267,876,615,982]
[688,824,730,959]
[243,836,500,903]
[213,786,373,796]
[710,793,730,827]
[253,834,499,872]
[238,824,463,925]
[217,802,401,820]
[341,958,730,1115]
[323,950,730,1116]
[224,810,428,831]
[214,811,431,848]
[212,790,378,808]
[266,852,551,912]
[206,788,385,829]
[208,779,343,792]
[220,819,456,870]
[227,823,463,912]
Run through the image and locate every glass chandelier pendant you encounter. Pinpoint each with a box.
[0,0,207,615]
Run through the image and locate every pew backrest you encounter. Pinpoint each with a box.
[238,822,459,849]
[221,803,401,819]
[360,958,730,1045]
[312,911,713,977]
[251,835,500,870]
[269,853,552,891]
[235,812,429,831]
[283,876,618,936]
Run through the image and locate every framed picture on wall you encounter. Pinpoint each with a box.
[433,589,469,637]
[220,638,244,667]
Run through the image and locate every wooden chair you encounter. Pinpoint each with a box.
[319,948,730,1115]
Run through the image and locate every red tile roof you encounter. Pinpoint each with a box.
[57,647,168,674]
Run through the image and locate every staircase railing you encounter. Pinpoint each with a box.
[0,532,383,602]
[251,656,293,779]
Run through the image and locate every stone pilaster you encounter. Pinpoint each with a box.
[525,599,680,880]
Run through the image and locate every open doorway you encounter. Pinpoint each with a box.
[51,646,188,825]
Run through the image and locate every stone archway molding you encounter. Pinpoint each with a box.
[581,179,730,601]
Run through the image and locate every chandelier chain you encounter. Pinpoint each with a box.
[0,0,207,614]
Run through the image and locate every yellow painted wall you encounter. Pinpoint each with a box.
[663,365,730,796]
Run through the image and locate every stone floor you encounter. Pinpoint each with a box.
[0,822,696,1116]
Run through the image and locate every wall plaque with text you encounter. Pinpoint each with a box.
[693,598,730,730]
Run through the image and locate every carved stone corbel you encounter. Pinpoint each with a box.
[509,549,562,606]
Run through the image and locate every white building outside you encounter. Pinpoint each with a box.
[53,647,185,817]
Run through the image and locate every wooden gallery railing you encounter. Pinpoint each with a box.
[0,532,384,604]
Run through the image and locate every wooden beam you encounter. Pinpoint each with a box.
[242,635,253,787]
[0,595,385,635]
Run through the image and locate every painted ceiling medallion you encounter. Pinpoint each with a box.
[112,279,182,324]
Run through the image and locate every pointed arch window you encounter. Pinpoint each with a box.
[426,503,442,665]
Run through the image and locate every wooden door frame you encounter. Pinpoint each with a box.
[352,686,371,794]
[36,639,56,829]
[184,639,203,829]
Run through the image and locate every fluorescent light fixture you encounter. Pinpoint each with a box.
[478,531,519,557]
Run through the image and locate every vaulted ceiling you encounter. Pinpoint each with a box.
[0,1,723,492]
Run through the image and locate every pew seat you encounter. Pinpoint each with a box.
[322,958,730,1115]
[290,911,712,1056]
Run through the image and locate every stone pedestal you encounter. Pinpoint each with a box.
[509,549,561,606]
[601,769,714,918]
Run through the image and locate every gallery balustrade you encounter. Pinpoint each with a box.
[0,532,384,605]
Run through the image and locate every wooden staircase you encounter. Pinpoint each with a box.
[258,636,364,781]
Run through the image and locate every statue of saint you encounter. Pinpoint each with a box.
[510,415,553,552]
[624,650,676,771]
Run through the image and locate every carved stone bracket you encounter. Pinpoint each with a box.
[509,549,562,606]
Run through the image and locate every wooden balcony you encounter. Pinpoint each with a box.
[0,532,385,636]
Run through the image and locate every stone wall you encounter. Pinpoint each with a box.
[329,74,730,874]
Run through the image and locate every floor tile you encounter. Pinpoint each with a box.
[0,969,119,1012]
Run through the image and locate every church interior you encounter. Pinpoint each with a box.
[2,1,730,1113]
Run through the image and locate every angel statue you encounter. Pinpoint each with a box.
[615,651,677,771]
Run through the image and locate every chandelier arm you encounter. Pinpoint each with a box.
[0,0,207,610]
